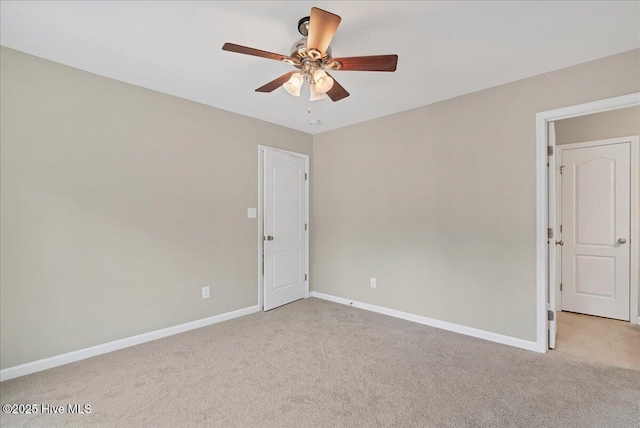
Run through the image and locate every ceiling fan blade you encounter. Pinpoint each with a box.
[222,42,290,62]
[330,55,398,72]
[255,72,297,93]
[306,7,341,57]
[325,73,349,102]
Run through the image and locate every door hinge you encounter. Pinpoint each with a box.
[305,173,308,180]
[560,225,562,233]
[547,146,554,156]
[560,283,563,291]
[548,228,554,239]
[305,274,307,281]
[548,310,555,321]
[560,165,565,174]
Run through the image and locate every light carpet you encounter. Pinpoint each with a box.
[1,298,639,427]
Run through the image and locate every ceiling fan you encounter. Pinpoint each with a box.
[222,7,398,102]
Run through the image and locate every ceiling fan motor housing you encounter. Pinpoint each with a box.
[290,37,332,61]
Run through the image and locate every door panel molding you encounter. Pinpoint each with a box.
[258,145,309,311]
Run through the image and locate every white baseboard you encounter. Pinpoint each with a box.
[0,305,260,382]
[310,292,540,353]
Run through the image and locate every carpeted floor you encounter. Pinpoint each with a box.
[1,298,639,427]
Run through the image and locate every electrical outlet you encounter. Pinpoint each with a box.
[370,278,377,289]
[202,286,210,299]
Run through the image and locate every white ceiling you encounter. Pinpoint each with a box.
[1,1,639,134]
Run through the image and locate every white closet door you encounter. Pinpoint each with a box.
[263,150,306,311]
[561,141,630,321]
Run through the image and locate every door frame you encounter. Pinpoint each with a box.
[556,137,638,320]
[257,145,310,310]
[536,92,640,352]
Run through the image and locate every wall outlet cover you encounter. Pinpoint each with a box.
[202,286,210,299]
[247,208,257,218]
[370,278,377,288]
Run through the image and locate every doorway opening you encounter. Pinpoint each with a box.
[551,130,639,369]
[257,145,310,311]
[536,92,640,356]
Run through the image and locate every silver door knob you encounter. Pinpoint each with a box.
[618,238,627,244]
[266,236,274,241]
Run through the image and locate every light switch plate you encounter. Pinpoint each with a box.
[247,208,257,218]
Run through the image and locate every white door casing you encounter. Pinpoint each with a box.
[537,93,640,353]
[560,140,631,321]
[262,148,307,311]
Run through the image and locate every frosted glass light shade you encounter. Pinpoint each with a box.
[309,84,327,101]
[313,70,334,93]
[283,73,303,96]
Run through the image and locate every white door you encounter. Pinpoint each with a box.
[263,149,307,311]
[548,122,558,348]
[561,141,631,321]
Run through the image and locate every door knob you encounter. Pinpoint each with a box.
[618,238,627,244]
[266,236,274,241]
[556,240,564,246]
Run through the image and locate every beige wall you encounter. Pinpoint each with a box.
[555,107,640,315]
[556,106,640,145]
[0,47,312,369]
[312,49,640,341]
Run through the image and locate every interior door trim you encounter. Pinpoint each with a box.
[537,92,640,353]
[257,145,310,310]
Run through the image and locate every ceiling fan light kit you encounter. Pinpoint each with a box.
[283,73,304,96]
[222,7,398,103]
[313,70,334,93]
[309,84,327,101]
